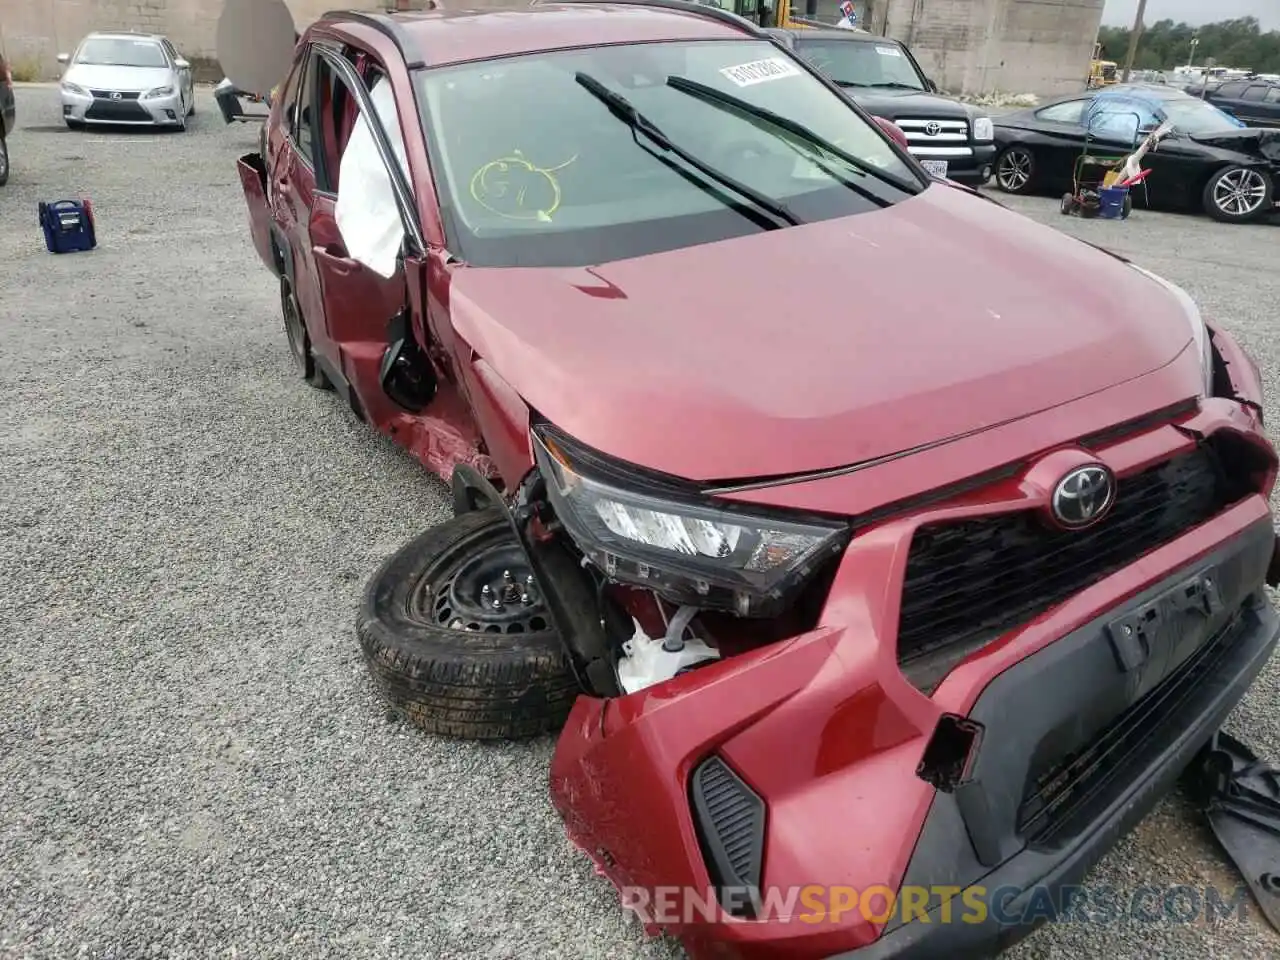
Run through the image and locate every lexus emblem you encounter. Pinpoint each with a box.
[110,91,122,100]
[924,121,941,136]
[1051,464,1116,529]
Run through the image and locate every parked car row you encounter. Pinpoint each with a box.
[991,83,1280,223]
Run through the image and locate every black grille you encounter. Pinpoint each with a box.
[86,99,150,122]
[1017,608,1245,844]
[690,755,765,914]
[898,448,1228,667]
[89,90,141,100]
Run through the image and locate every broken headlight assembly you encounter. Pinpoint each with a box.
[531,424,851,617]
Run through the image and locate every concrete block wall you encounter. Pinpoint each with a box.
[874,0,1104,97]
[0,0,447,79]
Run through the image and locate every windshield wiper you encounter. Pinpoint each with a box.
[574,71,799,229]
[866,81,924,91]
[665,75,920,195]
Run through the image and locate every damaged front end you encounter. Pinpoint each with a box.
[461,377,1280,959]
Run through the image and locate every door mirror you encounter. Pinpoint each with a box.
[57,53,70,65]
[925,77,938,93]
[174,58,190,70]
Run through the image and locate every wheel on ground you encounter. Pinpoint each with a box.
[0,136,9,187]
[1121,194,1133,219]
[1203,165,1273,223]
[280,276,330,389]
[994,145,1035,194]
[65,118,84,130]
[356,508,586,740]
[1060,192,1075,215]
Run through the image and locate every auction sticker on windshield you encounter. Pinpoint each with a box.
[875,46,902,57]
[720,57,802,87]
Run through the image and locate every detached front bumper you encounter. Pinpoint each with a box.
[62,89,183,126]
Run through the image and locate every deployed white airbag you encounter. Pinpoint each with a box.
[335,77,413,279]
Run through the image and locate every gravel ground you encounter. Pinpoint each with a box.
[1,83,1279,960]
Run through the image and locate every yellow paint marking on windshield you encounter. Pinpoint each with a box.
[468,149,578,222]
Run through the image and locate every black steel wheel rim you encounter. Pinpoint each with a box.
[411,538,550,635]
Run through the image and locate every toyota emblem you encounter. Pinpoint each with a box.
[110,91,122,100]
[1051,464,1116,529]
[924,121,941,136]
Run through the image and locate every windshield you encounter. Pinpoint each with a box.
[75,38,168,68]
[1161,98,1245,136]
[793,38,926,90]
[415,39,921,268]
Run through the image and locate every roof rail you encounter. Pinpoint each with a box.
[320,9,427,68]
[530,0,766,38]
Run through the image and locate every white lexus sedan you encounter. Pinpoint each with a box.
[58,32,195,130]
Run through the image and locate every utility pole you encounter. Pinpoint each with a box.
[1187,34,1199,67]
[1121,0,1148,83]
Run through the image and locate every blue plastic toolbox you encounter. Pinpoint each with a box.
[39,199,97,254]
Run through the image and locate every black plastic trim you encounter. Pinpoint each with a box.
[824,522,1279,959]
[689,754,767,917]
[452,466,504,517]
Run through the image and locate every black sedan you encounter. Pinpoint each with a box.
[992,84,1280,223]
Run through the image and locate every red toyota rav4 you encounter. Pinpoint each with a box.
[236,3,1280,958]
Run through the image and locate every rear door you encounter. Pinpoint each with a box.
[1233,83,1280,128]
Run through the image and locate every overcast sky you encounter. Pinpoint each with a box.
[1103,0,1279,30]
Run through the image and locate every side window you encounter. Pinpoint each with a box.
[294,53,318,165]
[1216,81,1247,98]
[1035,99,1086,124]
[1240,84,1268,102]
[161,39,178,64]
[1266,87,1280,103]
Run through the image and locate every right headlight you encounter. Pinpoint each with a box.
[531,424,851,617]
[61,81,87,96]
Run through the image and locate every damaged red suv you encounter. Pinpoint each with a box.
[236,2,1280,958]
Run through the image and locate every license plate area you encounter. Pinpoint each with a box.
[919,158,949,178]
[1106,565,1224,692]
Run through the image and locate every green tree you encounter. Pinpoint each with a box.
[1097,16,1280,74]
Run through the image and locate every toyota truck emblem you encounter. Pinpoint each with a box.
[924,121,941,136]
[1051,464,1116,529]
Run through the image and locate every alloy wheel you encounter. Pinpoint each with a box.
[997,149,1032,192]
[1213,168,1268,218]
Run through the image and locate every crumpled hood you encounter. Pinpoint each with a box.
[63,64,173,92]
[1190,127,1280,163]
[449,183,1197,482]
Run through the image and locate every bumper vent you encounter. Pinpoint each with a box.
[898,447,1231,687]
[86,100,150,122]
[690,755,765,917]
